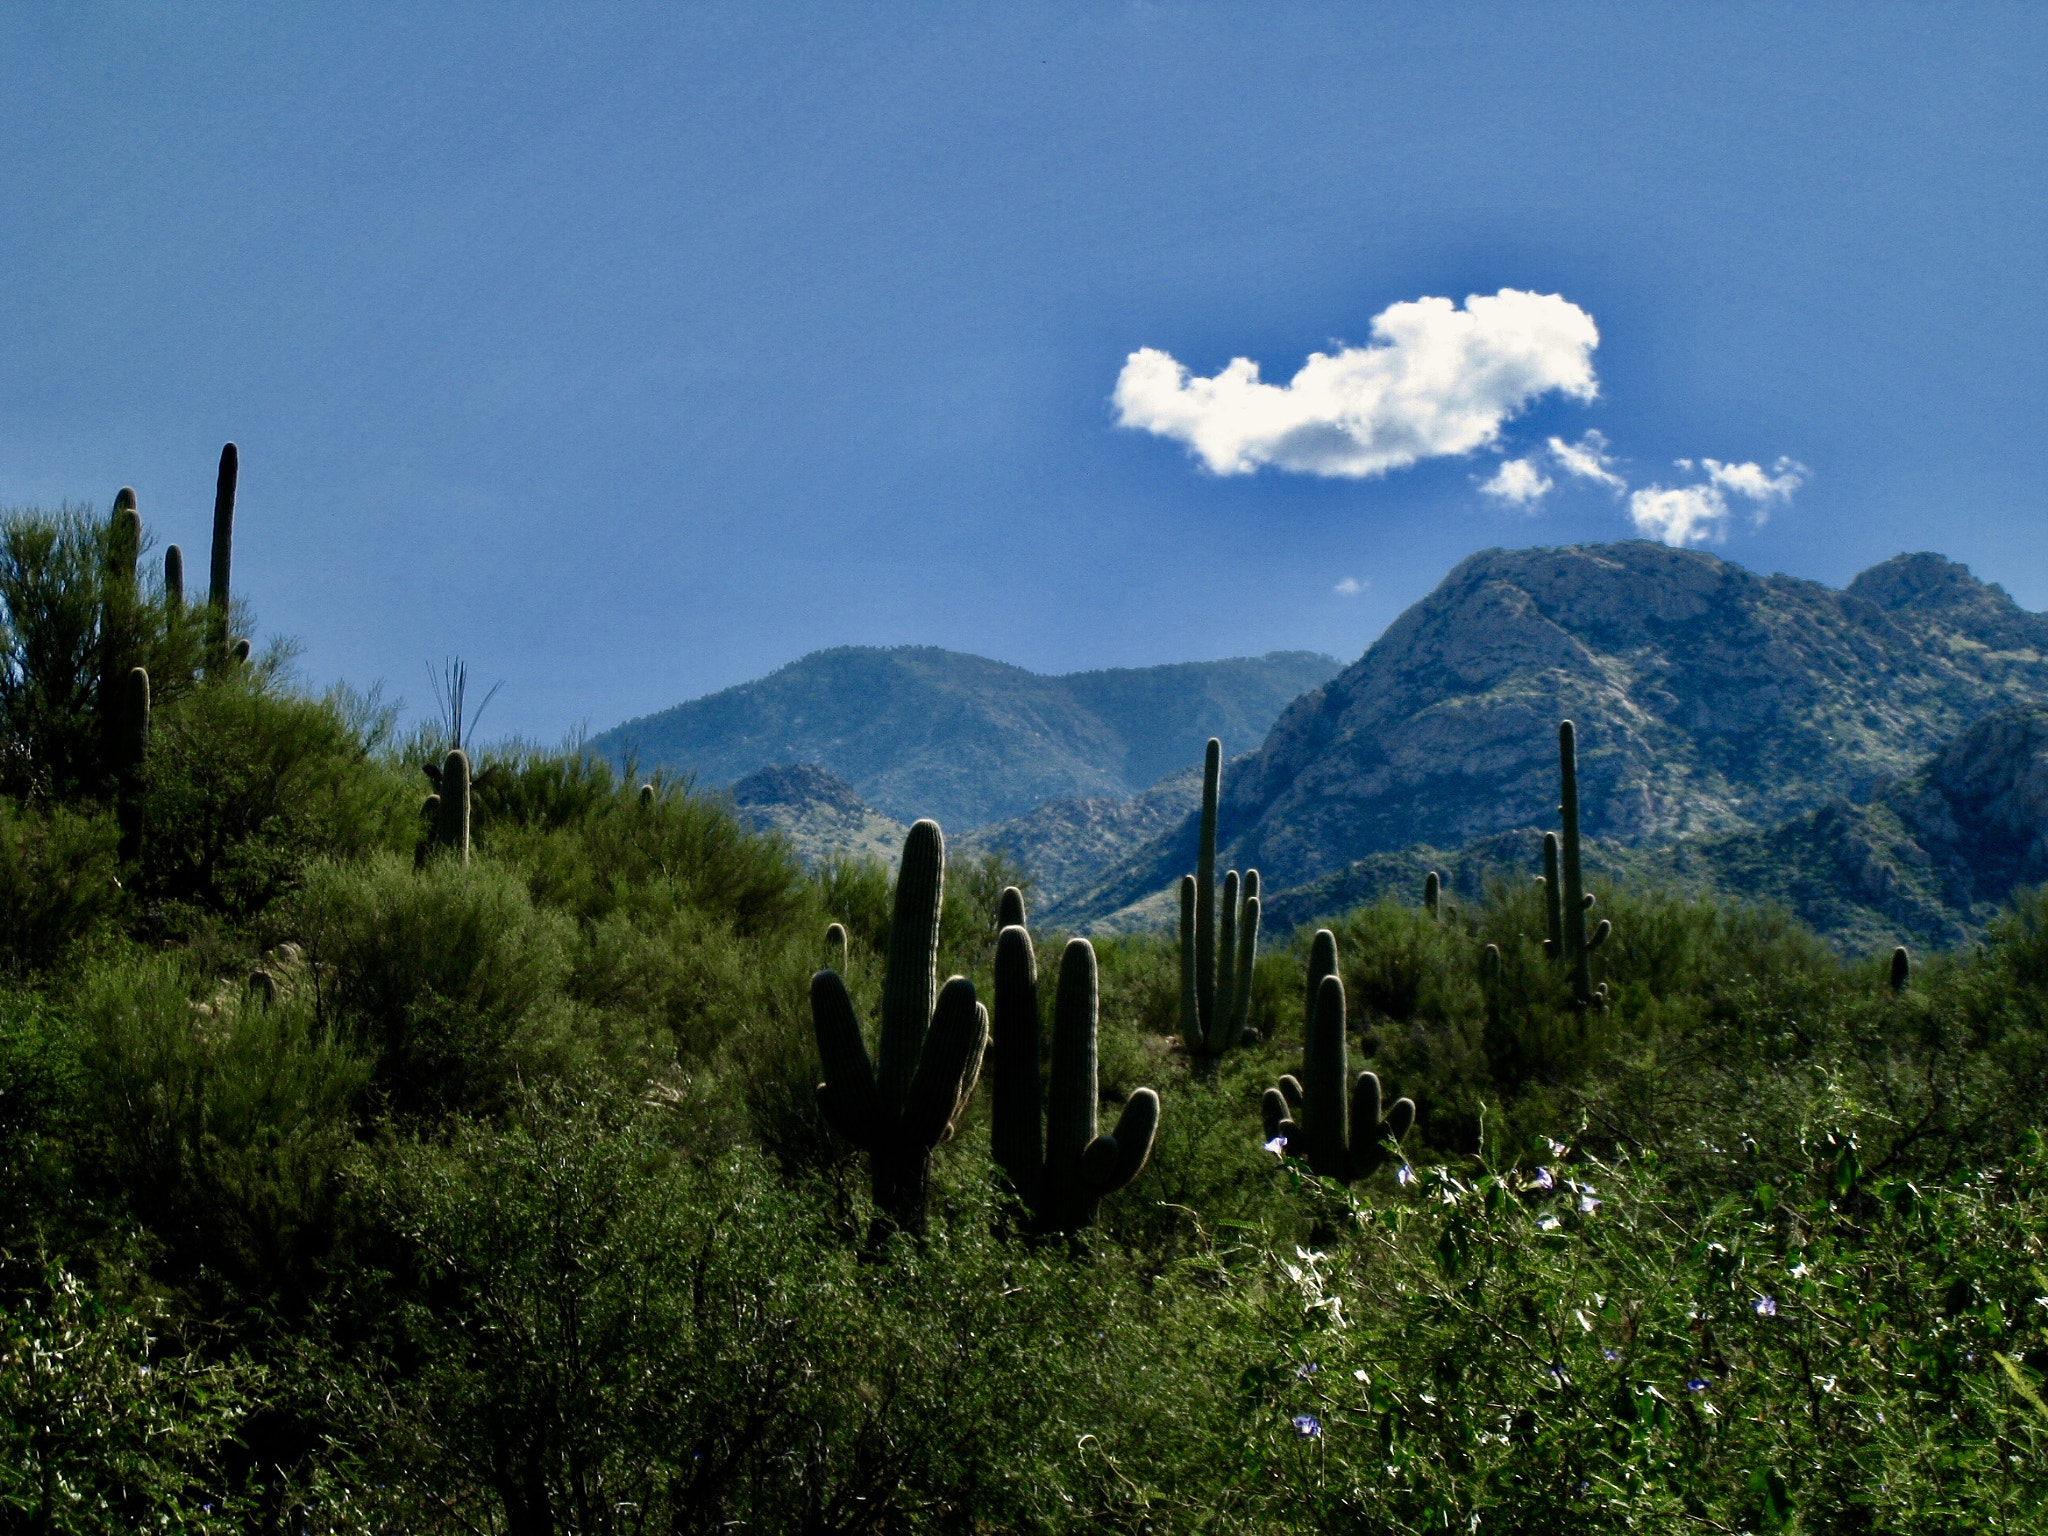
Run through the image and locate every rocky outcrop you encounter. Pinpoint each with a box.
[727,764,908,868]
[955,766,1200,905]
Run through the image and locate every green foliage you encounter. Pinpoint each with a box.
[0,798,121,973]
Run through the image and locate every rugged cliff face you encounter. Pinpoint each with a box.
[1056,543,2048,923]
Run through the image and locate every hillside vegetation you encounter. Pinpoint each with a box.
[3,492,2047,1533]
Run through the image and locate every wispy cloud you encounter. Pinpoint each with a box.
[1114,289,1599,478]
[1548,430,1626,492]
[1479,457,1553,507]
[1628,457,1810,546]
[1334,576,1367,595]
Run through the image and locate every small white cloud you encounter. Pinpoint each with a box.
[1629,484,1730,547]
[1113,289,1600,479]
[1479,457,1553,507]
[1702,456,1806,519]
[1334,576,1366,595]
[1548,430,1626,493]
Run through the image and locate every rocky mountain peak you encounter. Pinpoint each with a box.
[1846,552,2010,615]
[731,762,868,816]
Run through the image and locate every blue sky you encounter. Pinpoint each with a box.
[2,5,2042,741]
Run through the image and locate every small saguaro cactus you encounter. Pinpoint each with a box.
[163,545,184,611]
[1552,721,1611,1008]
[114,666,150,863]
[208,442,238,655]
[1264,956,1415,1184]
[1179,737,1261,1067]
[1424,870,1442,919]
[813,819,989,1233]
[429,748,472,861]
[998,883,1026,932]
[638,782,655,809]
[826,920,850,972]
[1889,945,1911,994]
[992,925,1160,1234]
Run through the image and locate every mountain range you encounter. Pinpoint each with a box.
[598,542,2048,951]
[592,647,1340,831]
[1052,543,2048,934]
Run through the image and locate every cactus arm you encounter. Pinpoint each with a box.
[812,968,880,1149]
[1041,937,1102,1227]
[208,442,237,618]
[1081,1087,1159,1194]
[1194,738,1220,1047]
[1588,918,1611,952]
[946,1003,988,1141]
[1262,1086,1290,1143]
[1349,1069,1384,1178]
[877,819,945,1113]
[163,544,184,610]
[899,976,985,1151]
[1559,721,1593,1004]
[1215,870,1239,1050]
[1177,875,1202,1054]
[1385,1095,1416,1143]
[1229,892,1261,1042]
[991,924,1043,1201]
[1277,1073,1304,1112]
[1303,974,1350,1180]
[998,884,1027,931]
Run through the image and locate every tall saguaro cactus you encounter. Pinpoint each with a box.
[1179,737,1261,1068]
[99,490,146,780]
[1552,721,1611,1008]
[813,820,989,1233]
[992,924,1160,1234]
[208,443,238,657]
[1263,944,1415,1184]
[432,748,472,861]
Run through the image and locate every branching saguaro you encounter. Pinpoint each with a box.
[991,890,1159,1234]
[812,819,988,1234]
[1179,737,1260,1069]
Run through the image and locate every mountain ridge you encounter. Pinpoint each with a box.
[591,646,1341,830]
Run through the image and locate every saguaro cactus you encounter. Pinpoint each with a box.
[164,545,184,611]
[115,666,150,863]
[208,442,237,655]
[826,921,850,972]
[432,748,472,861]
[992,926,1160,1233]
[1424,870,1442,919]
[1538,832,1564,958]
[1263,955,1415,1183]
[1179,737,1261,1067]
[1889,945,1911,994]
[813,820,989,1233]
[1553,721,1610,1008]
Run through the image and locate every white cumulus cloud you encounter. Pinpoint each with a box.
[1702,456,1806,514]
[1629,485,1731,547]
[1113,289,1600,478]
[1547,430,1626,492]
[1334,576,1366,595]
[1479,457,1553,507]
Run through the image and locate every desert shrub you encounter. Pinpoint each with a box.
[0,1263,253,1533]
[138,676,415,922]
[291,854,577,1118]
[0,798,121,973]
[65,949,372,1306]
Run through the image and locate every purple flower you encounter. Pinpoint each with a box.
[1295,1361,1318,1380]
[1579,1194,1601,1214]
[1686,1378,1709,1393]
[1291,1414,1322,1438]
[1397,1164,1415,1186]
[1263,1136,1287,1156]
[1532,1166,1556,1191]
[1753,1295,1778,1318]
[1602,1347,1621,1361]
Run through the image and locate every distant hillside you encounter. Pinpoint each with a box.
[728,763,907,869]
[954,766,1201,905]
[592,647,1341,831]
[1055,544,2048,930]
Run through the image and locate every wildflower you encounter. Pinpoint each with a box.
[1532,1167,1556,1191]
[1686,1378,1709,1393]
[1602,1347,1621,1361]
[1753,1295,1778,1317]
[1538,1216,1562,1231]
[1353,1368,1368,1382]
[1292,1414,1323,1439]
[1397,1164,1415,1186]
[1579,1194,1601,1214]
[1263,1136,1287,1156]
[1295,1361,1318,1380]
